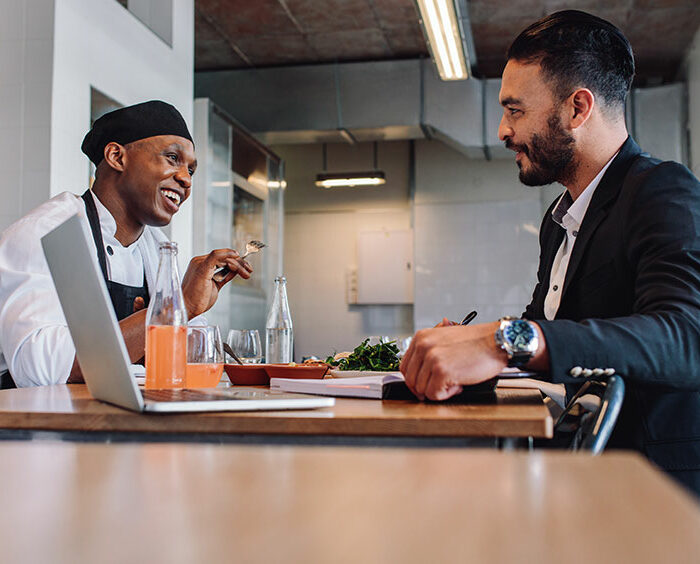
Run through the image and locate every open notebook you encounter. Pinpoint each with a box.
[269,372,514,400]
[271,373,405,399]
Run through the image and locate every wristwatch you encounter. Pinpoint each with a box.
[495,317,539,368]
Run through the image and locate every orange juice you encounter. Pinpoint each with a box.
[186,363,223,388]
[145,325,186,389]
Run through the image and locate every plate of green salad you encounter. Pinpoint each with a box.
[325,338,403,378]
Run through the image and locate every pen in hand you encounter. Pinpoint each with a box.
[460,310,478,325]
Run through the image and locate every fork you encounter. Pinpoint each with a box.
[212,240,266,283]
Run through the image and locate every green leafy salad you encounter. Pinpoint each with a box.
[326,339,401,372]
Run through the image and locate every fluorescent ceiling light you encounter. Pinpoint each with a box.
[415,0,468,80]
[211,181,232,187]
[315,171,386,189]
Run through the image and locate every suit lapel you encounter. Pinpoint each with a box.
[561,137,643,296]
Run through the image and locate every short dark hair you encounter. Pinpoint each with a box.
[507,10,635,112]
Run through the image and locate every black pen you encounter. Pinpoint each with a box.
[460,310,478,325]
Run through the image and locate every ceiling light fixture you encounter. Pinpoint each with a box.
[415,0,471,81]
[315,172,386,188]
[315,142,386,189]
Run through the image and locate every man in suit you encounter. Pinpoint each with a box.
[401,10,700,495]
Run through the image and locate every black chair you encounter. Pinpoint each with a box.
[554,375,625,455]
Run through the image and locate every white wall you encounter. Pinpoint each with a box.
[275,138,562,357]
[632,84,687,165]
[0,0,55,232]
[50,0,194,258]
[286,209,413,360]
[413,139,560,329]
[273,141,413,360]
[685,25,700,177]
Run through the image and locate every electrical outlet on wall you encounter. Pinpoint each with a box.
[346,267,358,304]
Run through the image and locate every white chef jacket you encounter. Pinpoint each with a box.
[0,191,167,387]
[544,153,618,320]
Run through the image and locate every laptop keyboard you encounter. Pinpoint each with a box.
[142,389,234,402]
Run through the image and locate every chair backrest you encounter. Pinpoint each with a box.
[555,375,626,455]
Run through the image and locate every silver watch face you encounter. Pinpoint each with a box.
[505,320,535,350]
[498,319,538,355]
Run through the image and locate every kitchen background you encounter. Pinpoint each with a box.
[1,0,698,360]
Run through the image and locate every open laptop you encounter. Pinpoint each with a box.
[40,213,334,413]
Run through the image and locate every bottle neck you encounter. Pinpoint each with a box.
[147,243,187,326]
[267,278,292,328]
[156,247,180,283]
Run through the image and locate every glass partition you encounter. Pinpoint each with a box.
[192,99,285,339]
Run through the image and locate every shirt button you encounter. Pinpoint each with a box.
[106,245,114,256]
[552,285,559,291]
[572,230,578,237]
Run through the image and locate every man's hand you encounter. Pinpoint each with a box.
[434,317,457,327]
[181,249,253,318]
[400,321,507,401]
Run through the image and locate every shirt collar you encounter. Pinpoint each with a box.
[90,190,118,240]
[551,150,619,229]
[90,191,144,247]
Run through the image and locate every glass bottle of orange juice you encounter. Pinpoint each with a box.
[145,242,188,389]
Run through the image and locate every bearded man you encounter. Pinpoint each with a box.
[401,11,700,495]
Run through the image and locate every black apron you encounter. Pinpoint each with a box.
[80,190,150,321]
[0,192,150,389]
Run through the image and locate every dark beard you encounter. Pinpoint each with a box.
[509,114,575,186]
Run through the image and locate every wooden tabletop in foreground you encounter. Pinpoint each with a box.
[0,442,698,564]
[0,384,552,438]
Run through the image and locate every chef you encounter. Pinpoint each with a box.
[0,100,252,387]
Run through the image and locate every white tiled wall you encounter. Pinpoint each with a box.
[276,138,563,356]
[413,199,540,329]
[0,0,55,231]
[284,209,413,360]
[684,25,700,177]
[274,141,413,360]
[413,139,561,330]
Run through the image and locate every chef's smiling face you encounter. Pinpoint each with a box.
[120,135,197,227]
[498,60,575,187]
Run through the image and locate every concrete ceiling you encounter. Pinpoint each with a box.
[195,0,700,84]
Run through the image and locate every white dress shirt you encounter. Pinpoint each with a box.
[544,153,618,320]
[0,191,167,387]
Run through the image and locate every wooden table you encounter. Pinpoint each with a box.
[0,384,552,444]
[0,441,698,564]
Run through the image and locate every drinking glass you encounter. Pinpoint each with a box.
[227,329,263,364]
[396,336,413,357]
[186,325,225,388]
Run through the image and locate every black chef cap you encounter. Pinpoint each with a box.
[81,100,193,166]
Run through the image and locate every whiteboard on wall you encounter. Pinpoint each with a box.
[357,230,414,304]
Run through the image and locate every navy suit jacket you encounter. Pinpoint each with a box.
[523,137,700,493]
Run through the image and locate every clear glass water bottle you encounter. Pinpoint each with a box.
[266,277,293,363]
[145,242,188,389]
